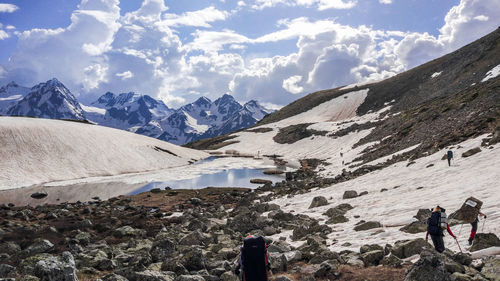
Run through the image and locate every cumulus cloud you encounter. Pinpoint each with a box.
[379,0,392,4]
[162,6,229,27]
[1,0,499,108]
[0,3,18,13]
[251,0,356,10]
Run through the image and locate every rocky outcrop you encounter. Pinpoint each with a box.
[404,250,451,281]
[469,233,500,252]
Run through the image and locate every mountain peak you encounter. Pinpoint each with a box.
[6,81,19,88]
[194,96,212,106]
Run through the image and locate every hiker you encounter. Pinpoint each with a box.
[447,150,453,166]
[469,211,487,245]
[234,235,270,281]
[426,206,457,253]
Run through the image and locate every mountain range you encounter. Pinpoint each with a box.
[0,80,273,145]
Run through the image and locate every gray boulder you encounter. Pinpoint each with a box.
[481,256,500,281]
[450,273,473,281]
[469,233,500,252]
[309,196,328,209]
[33,252,78,281]
[131,270,174,281]
[400,221,427,234]
[174,275,205,281]
[359,244,383,254]
[342,191,358,199]
[150,237,175,262]
[404,250,451,281]
[269,253,287,272]
[452,252,472,266]
[220,272,238,281]
[24,239,55,256]
[314,261,335,278]
[113,226,145,238]
[102,274,129,281]
[181,247,205,271]
[0,241,21,255]
[0,264,15,278]
[381,254,402,268]
[353,221,381,231]
[361,250,384,266]
[391,238,432,259]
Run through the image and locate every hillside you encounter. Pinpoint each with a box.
[0,117,208,189]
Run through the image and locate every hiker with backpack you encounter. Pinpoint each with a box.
[426,206,457,253]
[469,211,487,245]
[447,150,453,166]
[234,235,271,281]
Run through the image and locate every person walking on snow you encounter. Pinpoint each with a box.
[426,206,457,253]
[469,211,487,245]
[447,150,453,166]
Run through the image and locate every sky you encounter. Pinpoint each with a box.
[0,0,499,108]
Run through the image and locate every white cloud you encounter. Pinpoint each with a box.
[251,0,356,10]
[0,30,8,40]
[379,0,392,4]
[0,3,18,13]
[282,75,303,94]
[162,6,229,27]
[116,70,133,80]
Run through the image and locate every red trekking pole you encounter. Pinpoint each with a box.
[454,237,463,253]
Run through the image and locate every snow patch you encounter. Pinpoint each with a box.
[481,64,500,82]
[431,71,442,78]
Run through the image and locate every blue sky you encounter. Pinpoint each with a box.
[0,0,499,108]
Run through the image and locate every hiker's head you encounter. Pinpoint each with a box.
[434,206,441,212]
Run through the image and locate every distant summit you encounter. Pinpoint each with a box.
[0,80,274,145]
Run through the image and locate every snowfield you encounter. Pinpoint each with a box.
[0,117,208,190]
[215,88,499,253]
[481,64,500,82]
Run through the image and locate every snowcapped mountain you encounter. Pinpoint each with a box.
[85,92,173,130]
[6,78,84,120]
[0,81,32,114]
[0,79,273,145]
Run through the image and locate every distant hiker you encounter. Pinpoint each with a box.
[469,211,487,245]
[234,235,270,281]
[447,150,453,166]
[426,206,457,253]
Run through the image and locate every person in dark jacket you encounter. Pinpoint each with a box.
[234,235,270,281]
[447,150,453,166]
[426,206,456,253]
[469,211,487,245]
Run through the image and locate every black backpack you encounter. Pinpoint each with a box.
[427,212,442,235]
[241,236,268,281]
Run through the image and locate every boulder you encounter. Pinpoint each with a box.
[414,209,432,223]
[400,221,427,234]
[452,252,472,266]
[33,252,78,281]
[269,253,287,272]
[131,270,174,281]
[113,226,145,238]
[361,250,384,266]
[102,274,129,281]
[469,233,500,252]
[450,273,473,281]
[327,214,348,224]
[314,261,333,278]
[481,256,500,281]
[220,272,238,281]
[359,244,383,254]
[342,191,358,199]
[353,221,381,231]
[404,250,451,281]
[444,259,465,274]
[0,241,21,255]
[461,147,481,158]
[309,196,328,209]
[150,237,175,262]
[175,275,205,281]
[24,239,55,256]
[31,191,48,199]
[275,276,293,281]
[181,247,205,271]
[0,264,15,278]
[381,254,402,268]
[391,238,432,259]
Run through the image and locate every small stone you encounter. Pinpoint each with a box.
[342,190,358,199]
[353,221,381,231]
[308,196,328,209]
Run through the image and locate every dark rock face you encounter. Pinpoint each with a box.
[404,250,451,281]
[469,233,500,252]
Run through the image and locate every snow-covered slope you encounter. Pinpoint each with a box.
[0,117,208,189]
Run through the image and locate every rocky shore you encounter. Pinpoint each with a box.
[0,170,499,281]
